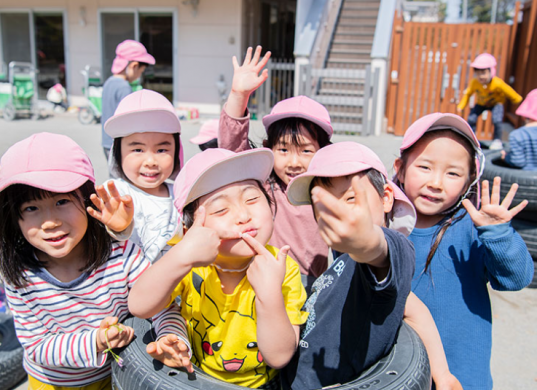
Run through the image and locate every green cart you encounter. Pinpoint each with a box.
[1,62,39,121]
[78,65,143,125]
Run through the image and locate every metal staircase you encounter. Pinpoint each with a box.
[315,0,381,132]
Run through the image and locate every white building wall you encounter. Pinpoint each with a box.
[0,0,242,110]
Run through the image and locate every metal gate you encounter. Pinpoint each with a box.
[386,13,513,139]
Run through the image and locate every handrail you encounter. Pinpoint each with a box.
[371,0,399,59]
[294,0,330,57]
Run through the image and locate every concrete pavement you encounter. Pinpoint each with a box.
[1,112,536,389]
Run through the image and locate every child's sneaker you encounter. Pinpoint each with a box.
[489,139,503,150]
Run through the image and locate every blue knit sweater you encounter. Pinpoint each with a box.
[504,125,537,170]
[410,211,533,390]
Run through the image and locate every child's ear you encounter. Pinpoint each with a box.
[393,158,404,184]
[382,184,395,214]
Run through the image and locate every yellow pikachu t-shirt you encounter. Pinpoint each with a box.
[169,245,308,388]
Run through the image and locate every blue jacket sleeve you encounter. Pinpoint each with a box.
[504,130,526,168]
[477,222,534,291]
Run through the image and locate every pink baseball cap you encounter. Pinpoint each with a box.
[0,133,95,193]
[398,113,485,210]
[471,53,497,78]
[173,148,273,220]
[111,40,155,75]
[287,142,416,237]
[105,89,183,179]
[516,89,537,122]
[190,119,219,145]
[262,96,333,138]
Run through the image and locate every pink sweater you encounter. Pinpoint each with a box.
[218,108,328,277]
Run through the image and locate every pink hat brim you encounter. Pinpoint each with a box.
[0,171,93,193]
[262,111,334,138]
[189,134,217,145]
[287,164,416,237]
[104,109,181,138]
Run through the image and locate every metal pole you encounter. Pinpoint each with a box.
[462,0,468,22]
[491,0,498,23]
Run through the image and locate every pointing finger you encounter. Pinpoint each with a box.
[191,206,206,228]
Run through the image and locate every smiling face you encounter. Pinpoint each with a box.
[18,193,88,265]
[395,132,473,228]
[272,131,321,186]
[196,180,273,268]
[120,132,175,197]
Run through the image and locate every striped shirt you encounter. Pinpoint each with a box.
[4,240,189,387]
[504,125,537,171]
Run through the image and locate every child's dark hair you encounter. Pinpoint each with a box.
[263,118,330,178]
[181,180,273,229]
[310,169,391,226]
[397,129,477,273]
[112,133,181,181]
[0,181,112,288]
[199,138,218,151]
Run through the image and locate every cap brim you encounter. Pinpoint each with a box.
[104,109,180,138]
[184,149,274,208]
[0,171,92,193]
[387,180,416,237]
[189,134,216,145]
[262,112,334,138]
[402,115,479,151]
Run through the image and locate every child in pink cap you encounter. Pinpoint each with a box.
[456,53,522,150]
[283,142,460,390]
[129,148,308,388]
[501,88,537,170]
[101,40,155,159]
[393,113,533,389]
[219,46,332,292]
[104,89,183,263]
[190,119,219,150]
[0,133,190,389]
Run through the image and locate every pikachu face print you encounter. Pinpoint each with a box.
[184,272,270,383]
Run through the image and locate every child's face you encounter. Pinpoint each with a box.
[474,68,492,84]
[196,180,273,264]
[313,174,393,227]
[18,193,88,264]
[126,62,147,82]
[121,132,175,196]
[395,134,472,228]
[272,131,320,185]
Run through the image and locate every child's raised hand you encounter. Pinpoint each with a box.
[96,316,135,353]
[181,206,241,268]
[88,182,134,232]
[462,177,528,227]
[147,334,193,372]
[242,233,288,297]
[231,46,271,97]
[312,176,382,260]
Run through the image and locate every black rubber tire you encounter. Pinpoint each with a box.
[112,317,430,390]
[528,261,537,289]
[482,150,537,222]
[511,218,537,260]
[0,313,26,390]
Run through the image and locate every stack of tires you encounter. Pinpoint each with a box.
[482,150,537,288]
[0,313,26,390]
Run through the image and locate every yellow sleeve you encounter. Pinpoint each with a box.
[457,79,477,111]
[266,245,309,325]
[167,272,191,307]
[495,78,523,104]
